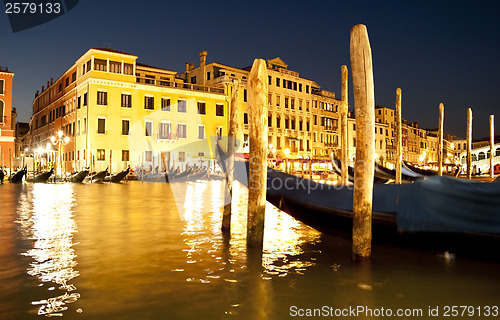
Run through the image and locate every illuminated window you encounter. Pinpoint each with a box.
[97,149,105,161]
[122,150,129,161]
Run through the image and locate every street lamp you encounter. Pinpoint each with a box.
[51,131,70,179]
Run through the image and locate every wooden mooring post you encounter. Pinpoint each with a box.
[350,24,375,260]
[222,79,239,232]
[340,65,349,185]
[438,103,444,176]
[466,108,473,179]
[247,59,268,248]
[490,115,495,179]
[395,88,402,184]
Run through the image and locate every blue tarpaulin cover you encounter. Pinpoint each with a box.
[397,176,500,234]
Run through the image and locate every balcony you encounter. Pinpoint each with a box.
[136,76,225,94]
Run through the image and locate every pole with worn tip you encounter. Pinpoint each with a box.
[395,88,402,184]
[247,59,268,248]
[341,65,349,185]
[466,108,473,179]
[350,24,375,260]
[222,79,239,232]
[438,103,444,176]
[490,115,494,179]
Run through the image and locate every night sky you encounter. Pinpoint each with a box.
[1,0,499,139]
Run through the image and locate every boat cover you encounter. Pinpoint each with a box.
[398,176,500,234]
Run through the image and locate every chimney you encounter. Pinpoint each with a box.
[42,86,45,91]
[185,62,190,73]
[50,78,53,85]
[47,81,50,88]
[189,63,194,70]
[200,51,207,67]
[35,91,39,97]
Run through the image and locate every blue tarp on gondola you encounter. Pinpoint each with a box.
[397,176,500,234]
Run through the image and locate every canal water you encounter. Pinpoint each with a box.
[0,180,499,319]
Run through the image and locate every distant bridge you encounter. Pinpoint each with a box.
[459,143,500,173]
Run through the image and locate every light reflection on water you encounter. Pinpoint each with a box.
[0,180,499,319]
[16,184,80,317]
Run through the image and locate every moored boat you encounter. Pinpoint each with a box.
[90,169,108,183]
[9,167,27,184]
[67,169,90,183]
[107,167,130,183]
[28,168,54,183]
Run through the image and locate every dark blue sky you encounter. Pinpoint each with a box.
[1,0,499,139]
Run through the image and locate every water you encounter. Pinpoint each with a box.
[1,180,499,319]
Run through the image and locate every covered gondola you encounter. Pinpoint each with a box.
[9,167,27,184]
[28,168,54,183]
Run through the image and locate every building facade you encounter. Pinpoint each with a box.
[181,52,341,162]
[30,48,227,174]
[0,67,15,169]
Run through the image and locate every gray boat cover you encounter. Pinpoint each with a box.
[398,176,500,234]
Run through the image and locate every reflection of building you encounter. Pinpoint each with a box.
[181,52,341,161]
[30,48,227,173]
[0,67,15,169]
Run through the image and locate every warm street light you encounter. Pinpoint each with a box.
[51,130,70,179]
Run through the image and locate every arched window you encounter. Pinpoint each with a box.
[478,152,486,160]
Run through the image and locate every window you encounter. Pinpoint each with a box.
[109,61,121,73]
[65,78,69,88]
[178,99,187,113]
[198,125,205,139]
[244,113,248,124]
[291,118,296,130]
[190,76,197,84]
[145,121,153,136]
[97,91,107,105]
[216,127,223,140]
[178,124,187,138]
[145,96,154,110]
[71,72,76,83]
[94,59,107,72]
[353,123,356,131]
[124,63,133,75]
[145,151,152,162]
[276,78,280,87]
[314,115,317,125]
[285,97,289,108]
[159,122,171,139]
[197,102,206,114]
[0,79,4,94]
[268,114,272,127]
[306,121,310,131]
[268,94,272,105]
[83,118,87,133]
[207,72,211,80]
[299,83,302,92]
[77,96,81,109]
[216,103,224,116]
[268,76,271,85]
[122,120,130,135]
[291,98,295,109]
[276,95,280,107]
[178,152,185,162]
[276,116,281,128]
[97,118,106,134]
[306,85,309,93]
[97,149,105,161]
[121,94,132,108]
[161,98,170,111]
[0,100,3,122]
[83,92,87,106]
[122,150,129,161]
[285,117,289,129]
[243,89,247,102]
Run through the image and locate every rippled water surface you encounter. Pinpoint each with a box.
[1,180,499,319]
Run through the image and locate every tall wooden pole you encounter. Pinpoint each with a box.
[247,59,268,248]
[438,103,444,176]
[466,108,473,179]
[395,88,402,184]
[350,24,375,260]
[222,79,238,232]
[340,65,349,185]
[490,115,495,178]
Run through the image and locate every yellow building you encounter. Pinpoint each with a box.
[30,48,227,174]
[182,52,341,162]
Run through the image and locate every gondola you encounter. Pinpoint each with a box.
[331,156,390,184]
[9,167,27,184]
[216,144,500,239]
[374,161,423,181]
[186,169,208,182]
[90,169,108,183]
[28,168,54,183]
[106,167,130,183]
[67,169,90,183]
